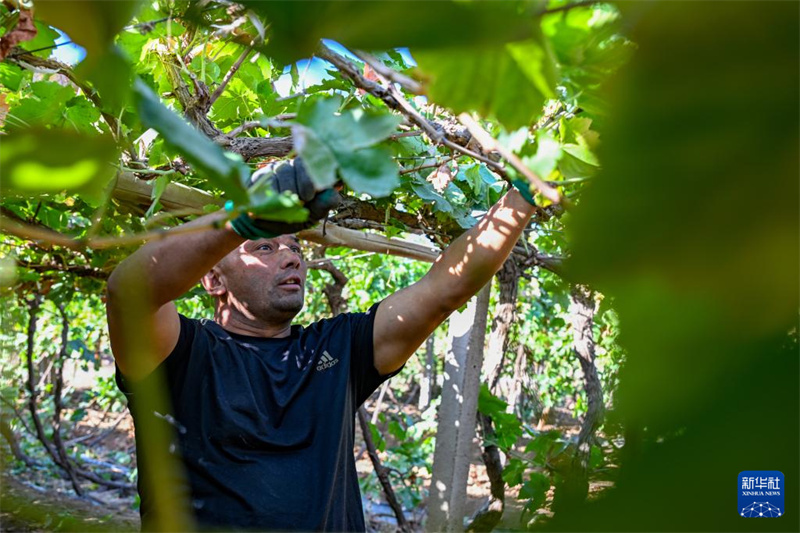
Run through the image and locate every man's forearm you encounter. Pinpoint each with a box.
[107,210,244,308]
[425,189,536,311]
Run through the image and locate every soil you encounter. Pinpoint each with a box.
[1,402,616,533]
[0,474,138,532]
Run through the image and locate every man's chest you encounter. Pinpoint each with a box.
[175,341,353,451]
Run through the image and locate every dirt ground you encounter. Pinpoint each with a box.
[1,402,614,532]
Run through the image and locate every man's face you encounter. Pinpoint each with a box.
[215,235,307,323]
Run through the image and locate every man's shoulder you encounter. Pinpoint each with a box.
[304,302,381,332]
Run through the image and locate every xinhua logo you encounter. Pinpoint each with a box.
[316,350,339,372]
[738,471,784,518]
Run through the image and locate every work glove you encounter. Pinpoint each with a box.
[228,158,340,239]
[510,178,537,206]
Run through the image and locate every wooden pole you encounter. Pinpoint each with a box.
[113,173,440,263]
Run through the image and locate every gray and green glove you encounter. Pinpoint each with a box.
[228,158,341,240]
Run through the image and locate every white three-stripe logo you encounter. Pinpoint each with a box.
[316,350,339,371]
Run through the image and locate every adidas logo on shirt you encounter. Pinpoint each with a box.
[316,350,339,372]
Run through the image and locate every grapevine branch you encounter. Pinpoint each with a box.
[316,43,480,153]
[320,41,570,209]
[458,113,562,205]
[353,50,423,95]
[208,47,250,106]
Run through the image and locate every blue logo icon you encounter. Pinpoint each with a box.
[738,471,784,517]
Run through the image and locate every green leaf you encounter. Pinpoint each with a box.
[561,143,599,167]
[524,130,562,178]
[502,457,525,487]
[191,55,221,84]
[132,78,249,204]
[416,35,558,130]
[30,81,75,106]
[519,472,550,510]
[344,108,403,151]
[211,79,258,124]
[388,420,406,441]
[292,125,338,189]
[0,63,23,92]
[557,149,598,180]
[64,97,102,132]
[410,182,453,214]
[240,1,540,63]
[145,174,170,218]
[589,444,604,469]
[337,148,399,198]
[294,96,401,197]
[368,421,386,452]
[35,1,142,65]
[462,164,483,195]
[78,45,133,114]
[296,96,401,152]
[18,21,59,55]
[506,39,559,100]
[0,128,118,203]
[478,383,508,416]
[246,193,309,223]
[255,80,287,117]
[70,408,88,422]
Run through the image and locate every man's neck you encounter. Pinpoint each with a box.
[214,308,293,338]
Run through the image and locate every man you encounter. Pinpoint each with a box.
[107,159,537,531]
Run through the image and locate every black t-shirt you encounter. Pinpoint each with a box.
[116,302,402,532]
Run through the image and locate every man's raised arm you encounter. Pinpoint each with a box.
[106,211,244,380]
[373,189,537,375]
[106,159,339,380]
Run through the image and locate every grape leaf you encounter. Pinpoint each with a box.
[294,96,401,197]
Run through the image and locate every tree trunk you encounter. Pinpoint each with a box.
[483,259,519,391]
[24,296,58,461]
[356,407,412,533]
[553,285,603,512]
[418,334,436,410]
[466,261,520,531]
[0,415,35,466]
[570,286,603,474]
[428,284,491,533]
[465,414,505,533]
[508,344,543,421]
[52,305,83,496]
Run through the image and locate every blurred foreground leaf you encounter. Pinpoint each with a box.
[35,1,141,65]
[558,2,799,531]
[240,0,540,63]
[0,128,118,205]
[415,34,558,130]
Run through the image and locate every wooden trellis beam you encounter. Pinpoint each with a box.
[112,173,440,263]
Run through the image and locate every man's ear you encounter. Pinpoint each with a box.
[201,267,227,297]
